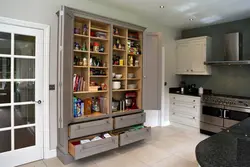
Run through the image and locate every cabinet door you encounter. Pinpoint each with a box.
[143,33,161,110]
[176,43,190,73]
[58,6,74,128]
[190,42,206,73]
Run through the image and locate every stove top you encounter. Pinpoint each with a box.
[202,94,250,108]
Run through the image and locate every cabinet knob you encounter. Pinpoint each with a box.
[191,69,193,72]
[193,117,195,119]
[173,102,175,105]
[193,106,195,108]
[173,97,175,99]
[186,70,189,72]
[143,76,146,79]
[193,100,195,102]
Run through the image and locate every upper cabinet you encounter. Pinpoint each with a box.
[176,36,212,75]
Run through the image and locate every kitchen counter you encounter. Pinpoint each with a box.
[169,87,212,97]
[196,117,250,167]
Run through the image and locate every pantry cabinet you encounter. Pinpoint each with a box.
[57,6,151,165]
[176,36,212,75]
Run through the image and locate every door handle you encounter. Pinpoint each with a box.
[34,100,42,104]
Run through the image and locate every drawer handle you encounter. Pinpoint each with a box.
[193,117,195,119]
[191,69,193,72]
[120,118,123,120]
[173,112,175,115]
[193,100,195,102]
[173,102,175,105]
[173,97,175,99]
[107,120,110,124]
[193,106,195,108]
[77,125,80,130]
[126,134,129,137]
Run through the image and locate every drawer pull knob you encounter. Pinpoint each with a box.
[193,117,195,119]
[173,97,175,99]
[126,134,129,137]
[107,121,110,124]
[193,106,195,108]
[193,100,195,102]
[173,113,175,115]
[120,118,123,120]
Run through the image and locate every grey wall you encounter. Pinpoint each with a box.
[182,18,250,97]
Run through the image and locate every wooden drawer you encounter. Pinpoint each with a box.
[114,113,146,129]
[68,134,118,160]
[69,118,113,139]
[170,94,200,105]
[170,102,200,117]
[170,112,199,128]
[119,127,151,146]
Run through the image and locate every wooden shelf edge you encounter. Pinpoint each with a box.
[90,51,108,55]
[91,27,109,33]
[113,65,126,67]
[73,90,108,94]
[113,48,126,52]
[90,66,108,69]
[91,36,109,41]
[74,34,89,38]
[74,66,88,68]
[90,75,108,78]
[113,34,126,39]
[74,50,89,53]
[128,37,140,41]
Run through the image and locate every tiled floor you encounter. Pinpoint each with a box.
[20,124,208,167]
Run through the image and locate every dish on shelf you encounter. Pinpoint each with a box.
[115,74,122,79]
[112,73,116,78]
[128,73,135,78]
[128,84,137,89]
[112,81,121,90]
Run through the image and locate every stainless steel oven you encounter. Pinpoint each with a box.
[200,94,250,135]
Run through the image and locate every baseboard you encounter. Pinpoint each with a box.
[161,120,170,127]
[44,149,57,159]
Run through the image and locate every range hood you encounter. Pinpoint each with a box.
[205,32,250,65]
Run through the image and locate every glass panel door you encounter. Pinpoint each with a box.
[0,23,44,167]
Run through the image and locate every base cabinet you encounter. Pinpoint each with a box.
[69,135,119,160]
[170,94,201,128]
[119,126,151,146]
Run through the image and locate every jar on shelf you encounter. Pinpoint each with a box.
[135,60,139,66]
[83,57,87,66]
[93,42,100,52]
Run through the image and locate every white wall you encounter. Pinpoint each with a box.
[0,0,180,150]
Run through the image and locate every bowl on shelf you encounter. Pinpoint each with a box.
[128,73,135,78]
[112,73,116,78]
[128,84,137,89]
[112,81,121,90]
[115,74,123,79]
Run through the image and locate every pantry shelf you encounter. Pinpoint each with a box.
[128,53,141,56]
[90,36,108,41]
[127,78,140,80]
[74,50,89,53]
[91,27,109,33]
[90,66,108,69]
[127,66,140,68]
[113,48,126,52]
[128,37,140,41]
[112,78,126,81]
[74,66,88,68]
[113,65,126,67]
[90,51,108,55]
[73,90,108,94]
[113,34,126,39]
[74,34,89,38]
[90,75,108,78]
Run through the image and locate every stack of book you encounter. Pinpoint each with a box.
[73,74,86,92]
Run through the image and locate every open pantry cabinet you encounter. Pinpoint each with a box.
[57,6,150,165]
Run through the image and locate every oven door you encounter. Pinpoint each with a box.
[201,104,224,126]
[224,106,250,128]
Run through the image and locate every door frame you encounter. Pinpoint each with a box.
[0,17,51,159]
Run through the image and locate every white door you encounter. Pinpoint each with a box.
[0,23,44,167]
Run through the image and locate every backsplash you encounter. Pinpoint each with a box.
[182,66,250,97]
[181,18,250,97]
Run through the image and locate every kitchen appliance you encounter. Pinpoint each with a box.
[205,32,250,65]
[125,92,138,109]
[201,94,250,135]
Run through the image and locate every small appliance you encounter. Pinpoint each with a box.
[125,92,138,109]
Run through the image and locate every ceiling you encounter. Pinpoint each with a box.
[91,0,250,29]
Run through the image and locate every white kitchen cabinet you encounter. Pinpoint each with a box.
[169,94,201,128]
[176,36,211,75]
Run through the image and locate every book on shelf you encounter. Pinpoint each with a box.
[73,74,86,92]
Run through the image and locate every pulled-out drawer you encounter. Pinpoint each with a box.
[69,118,113,139]
[114,113,146,129]
[68,134,118,160]
[119,127,151,146]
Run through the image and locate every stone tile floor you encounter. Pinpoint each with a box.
[20,124,208,167]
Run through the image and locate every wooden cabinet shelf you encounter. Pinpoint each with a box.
[74,34,89,38]
[74,50,88,53]
[127,66,140,68]
[90,66,108,69]
[128,53,141,56]
[113,65,126,67]
[73,90,108,94]
[74,66,88,68]
[90,75,108,78]
[113,48,126,52]
[128,37,140,41]
[112,78,126,81]
[90,51,108,55]
[90,36,108,41]
[127,78,140,80]
[113,34,126,39]
[112,89,139,92]
[91,27,109,33]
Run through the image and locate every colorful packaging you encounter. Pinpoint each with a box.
[73,97,84,118]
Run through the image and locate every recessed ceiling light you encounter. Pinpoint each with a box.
[160,5,165,9]
[189,18,194,21]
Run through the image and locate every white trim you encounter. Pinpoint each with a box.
[0,17,52,160]
[44,149,56,159]
[161,45,166,127]
[162,120,171,127]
